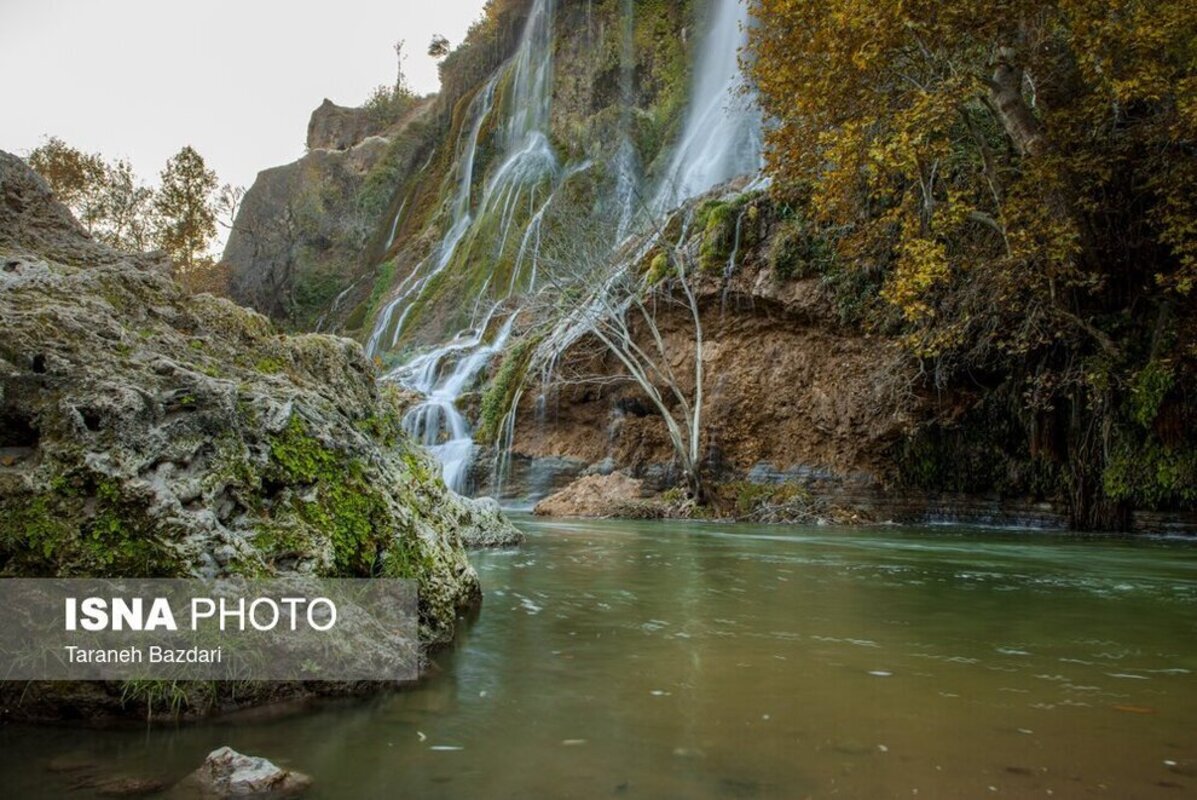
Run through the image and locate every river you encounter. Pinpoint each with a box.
[3,516,1196,798]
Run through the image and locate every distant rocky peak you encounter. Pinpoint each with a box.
[306,98,383,151]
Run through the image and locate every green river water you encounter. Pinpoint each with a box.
[2,516,1196,798]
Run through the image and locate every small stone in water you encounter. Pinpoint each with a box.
[673,747,705,758]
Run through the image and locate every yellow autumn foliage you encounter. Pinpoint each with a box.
[749,0,1196,357]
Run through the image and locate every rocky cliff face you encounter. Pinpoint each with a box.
[497,279,918,500]
[223,96,434,330]
[477,191,1196,531]
[0,151,519,720]
[212,1,979,523]
[352,0,699,353]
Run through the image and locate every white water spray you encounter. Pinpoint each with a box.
[368,0,766,498]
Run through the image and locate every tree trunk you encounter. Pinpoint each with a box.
[988,47,1047,158]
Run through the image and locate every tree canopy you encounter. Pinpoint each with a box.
[749,0,1197,526]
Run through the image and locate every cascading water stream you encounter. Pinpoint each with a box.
[384,198,408,249]
[653,0,764,213]
[363,0,570,495]
[365,75,499,358]
[387,311,518,492]
[367,0,560,361]
[721,206,746,312]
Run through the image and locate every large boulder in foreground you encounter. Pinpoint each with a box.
[0,150,520,719]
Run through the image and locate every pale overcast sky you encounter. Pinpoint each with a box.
[1,0,487,195]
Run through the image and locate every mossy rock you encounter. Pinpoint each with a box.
[0,152,522,719]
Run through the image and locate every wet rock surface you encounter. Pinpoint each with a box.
[457,495,525,546]
[174,747,310,798]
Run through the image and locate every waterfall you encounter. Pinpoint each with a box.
[474,0,560,294]
[384,197,407,249]
[367,0,561,492]
[721,206,747,312]
[368,0,560,363]
[505,0,555,147]
[387,311,518,492]
[365,75,498,358]
[653,0,763,212]
[367,0,765,498]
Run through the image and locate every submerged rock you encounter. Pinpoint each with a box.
[93,775,170,797]
[174,747,310,798]
[533,473,645,518]
[0,150,520,720]
[42,753,167,797]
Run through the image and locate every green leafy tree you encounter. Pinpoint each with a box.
[98,158,155,251]
[154,146,217,270]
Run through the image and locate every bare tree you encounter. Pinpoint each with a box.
[215,183,245,232]
[532,224,708,500]
[393,40,408,94]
